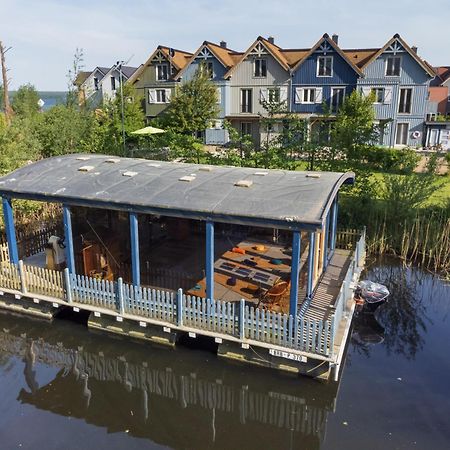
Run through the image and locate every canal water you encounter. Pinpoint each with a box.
[0,258,448,450]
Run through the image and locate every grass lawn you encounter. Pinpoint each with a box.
[370,172,450,206]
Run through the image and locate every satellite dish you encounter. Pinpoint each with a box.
[37,98,45,108]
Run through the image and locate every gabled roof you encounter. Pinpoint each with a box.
[74,71,91,87]
[174,41,240,81]
[434,66,450,83]
[128,46,192,84]
[291,34,364,76]
[101,65,140,82]
[356,34,435,77]
[342,49,379,69]
[224,36,291,79]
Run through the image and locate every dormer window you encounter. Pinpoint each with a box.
[201,61,214,79]
[254,58,267,77]
[317,56,333,77]
[111,76,116,91]
[157,64,169,81]
[386,56,401,76]
[94,77,99,91]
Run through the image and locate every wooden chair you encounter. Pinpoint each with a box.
[257,280,290,312]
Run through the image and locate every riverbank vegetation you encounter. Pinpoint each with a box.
[1,59,449,273]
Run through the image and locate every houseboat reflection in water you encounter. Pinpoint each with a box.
[0,313,339,450]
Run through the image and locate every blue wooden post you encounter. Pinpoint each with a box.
[2,197,19,264]
[239,299,245,340]
[289,231,301,317]
[306,232,316,299]
[323,212,330,269]
[129,212,140,286]
[62,205,75,274]
[177,288,183,326]
[205,221,214,301]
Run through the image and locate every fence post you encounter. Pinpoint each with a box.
[177,288,183,327]
[63,267,73,304]
[239,299,245,340]
[18,260,27,294]
[117,277,124,316]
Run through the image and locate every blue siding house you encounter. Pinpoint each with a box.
[175,41,239,142]
[351,34,435,147]
[291,34,363,117]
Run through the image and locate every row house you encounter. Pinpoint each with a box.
[128,46,193,118]
[127,34,436,149]
[426,66,450,150]
[76,65,139,106]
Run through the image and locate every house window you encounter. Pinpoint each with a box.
[94,77,99,91]
[111,76,116,91]
[254,58,267,77]
[241,89,253,113]
[268,88,280,103]
[330,87,345,112]
[157,64,168,81]
[371,88,384,104]
[206,62,214,78]
[156,89,167,103]
[317,56,333,77]
[395,123,409,145]
[303,88,316,104]
[241,122,252,136]
[386,56,401,76]
[398,88,412,113]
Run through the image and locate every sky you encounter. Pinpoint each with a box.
[1,0,449,91]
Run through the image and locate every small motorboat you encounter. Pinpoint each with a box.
[354,280,390,312]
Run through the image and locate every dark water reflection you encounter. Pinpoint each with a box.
[0,258,449,450]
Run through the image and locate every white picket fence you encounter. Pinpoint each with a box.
[0,228,366,359]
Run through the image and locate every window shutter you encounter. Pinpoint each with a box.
[165,89,172,102]
[216,87,222,104]
[384,87,393,104]
[361,87,371,98]
[315,87,323,103]
[279,86,288,103]
[260,88,267,102]
[148,89,156,104]
[294,88,303,104]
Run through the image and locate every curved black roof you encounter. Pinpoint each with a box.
[0,155,354,230]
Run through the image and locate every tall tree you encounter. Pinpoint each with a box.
[0,41,13,125]
[164,63,219,135]
[11,84,40,117]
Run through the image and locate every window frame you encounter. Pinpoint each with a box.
[155,89,167,104]
[253,58,267,78]
[395,122,409,146]
[267,87,281,103]
[302,88,316,104]
[156,64,169,81]
[241,88,253,113]
[385,56,401,77]
[240,122,252,136]
[111,76,116,91]
[398,87,413,114]
[330,87,345,113]
[317,56,333,77]
[371,87,385,104]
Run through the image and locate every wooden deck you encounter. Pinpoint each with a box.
[301,249,352,322]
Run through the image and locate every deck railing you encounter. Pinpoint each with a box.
[0,229,365,360]
[328,229,366,351]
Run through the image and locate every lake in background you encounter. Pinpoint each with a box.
[0,258,448,450]
[8,91,67,111]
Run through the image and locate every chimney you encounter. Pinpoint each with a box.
[268,36,275,44]
[412,46,418,54]
[220,40,227,48]
[332,34,339,45]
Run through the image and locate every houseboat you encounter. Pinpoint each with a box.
[0,155,365,381]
